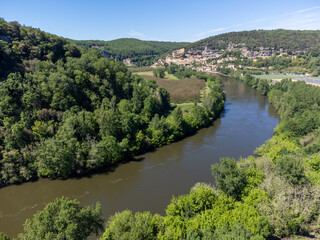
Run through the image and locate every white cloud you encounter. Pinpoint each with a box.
[195,27,227,38]
[191,5,320,42]
[127,30,146,38]
[269,6,320,30]
[286,5,320,15]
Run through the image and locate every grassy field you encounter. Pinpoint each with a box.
[133,70,206,103]
[135,71,179,80]
[154,78,206,102]
[254,74,320,80]
[175,101,195,112]
[175,85,210,112]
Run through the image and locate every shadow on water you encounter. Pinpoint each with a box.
[221,102,232,116]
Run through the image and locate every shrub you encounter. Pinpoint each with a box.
[166,184,216,219]
[258,172,320,236]
[18,197,103,240]
[0,232,10,240]
[211,157,246,199]
[101,210,160,240]
[275,155,307,185]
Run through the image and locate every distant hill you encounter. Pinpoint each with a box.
[0,19,78,80]
[69,38,188,66]
[188,29,320,52]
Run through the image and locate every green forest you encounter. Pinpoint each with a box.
[100,78,320,239]
[97,69,320,240]
[5,76,320,240]
[2,18,320,240]
[189,29,320,52]
[69,38,188,66]
[0,19,224,188]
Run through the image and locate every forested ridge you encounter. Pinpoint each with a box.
[0,19,224,188]
[189,29,320,51]
[69,38,188,66]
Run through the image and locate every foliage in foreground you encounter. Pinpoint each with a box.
[100,184,269,240]
[100,78,320,239]
[18,197,103,240]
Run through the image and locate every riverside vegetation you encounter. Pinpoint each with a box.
[0,19,225,239]
[0,19,224,187]
[93,77,320,240]
[2,19,320,240]
[6,76,320,240]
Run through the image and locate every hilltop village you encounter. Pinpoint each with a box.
[150,44,293,73]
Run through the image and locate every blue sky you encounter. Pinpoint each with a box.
[1,0,320,42]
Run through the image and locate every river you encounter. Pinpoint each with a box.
[0,78,279,237]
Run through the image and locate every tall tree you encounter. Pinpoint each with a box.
[18,197,104,240]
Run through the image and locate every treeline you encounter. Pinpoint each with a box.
[152,63,220,81]
[213,74,320,238]
[0,19,80,81]
[167,63,219,81]
[96,76,320,239]
[69,38,188,66]
[234,72,320,136]
[0,19,224,187]
[189,29,320,52]
[4,54,320,239]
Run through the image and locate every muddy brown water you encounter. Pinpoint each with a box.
[0,78,279,238]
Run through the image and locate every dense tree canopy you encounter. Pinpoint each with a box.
[0,19,224,187]
[69,38,188,67]
[99,76,320,240]
[18,197,103,240]
[189,29,320,52]
[100,184,269,240]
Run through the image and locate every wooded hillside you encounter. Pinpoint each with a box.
[70,38,188,66]
[188,29,320,52]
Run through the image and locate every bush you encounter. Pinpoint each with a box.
[166,184,216,219]
[101,210,160,240]
[212,222,265,240]
[258,172,320,236]
[275,155,307,185]
[211,157,246,199]
[255,134,300,162]
[18,197,103,240]
[0,232,10,240]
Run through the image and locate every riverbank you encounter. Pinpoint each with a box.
[0,59,226,190]
[98,74,320,239]
[0,78,279,238]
